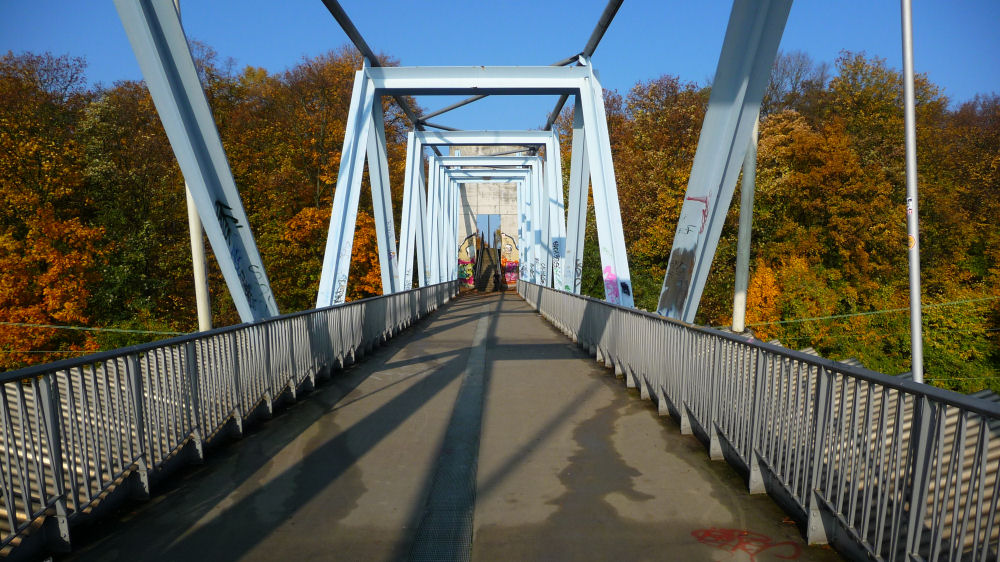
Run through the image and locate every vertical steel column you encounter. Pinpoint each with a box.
[398,132,420,289]
[451,178,460,280]
[366,97,400,295]
[516,178,528,280]
[317,64,375,306]
[425,158,440,284]
[900,0,924,383]
[546,133,567,291]
[732,118,759,333]
[565,96,590,294]
[530,166,545,284]
[416,167,429,287]
[578,58,634,306]
[657,0,791,322]
[115,0,278,321]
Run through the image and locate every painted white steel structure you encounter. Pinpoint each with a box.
[318,61,634,307]
[398,131,561,294]
[428,155,548,289]
[440,168,536,284]
[657,0,792,322]
[114,0,278,322]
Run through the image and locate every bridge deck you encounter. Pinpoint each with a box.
[66,292,840,561]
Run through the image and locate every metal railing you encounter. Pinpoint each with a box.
[519,280,1000,561]
[0,281,459,557]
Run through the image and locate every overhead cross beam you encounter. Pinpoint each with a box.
[417,0,625,128]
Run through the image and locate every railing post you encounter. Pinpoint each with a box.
[904,394,935,558]
[37,374,71,551]
[708,339,724,461]
[229,332,244,437]
[678,329,692,435]
[748,348,768,494]
[184,341,205,463]
[126,354,150,498]
[807,365,832,544]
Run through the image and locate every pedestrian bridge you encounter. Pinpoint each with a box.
[5,1,999,560]
[2,283,998,561]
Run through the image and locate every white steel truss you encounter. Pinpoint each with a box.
[318,61,634,307]
[437,167,538,284]
[424,156,546,289]
[115,0,278,322]
[657,0,792,322]
[399,131,560,292]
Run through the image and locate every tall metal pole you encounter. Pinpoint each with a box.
[175,0,212,332]
[901,0,924,382]
[732,118,758,333]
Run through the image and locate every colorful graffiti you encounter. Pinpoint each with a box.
[458,234,478,287]
[500,233,519,285]
[603,265,620,303]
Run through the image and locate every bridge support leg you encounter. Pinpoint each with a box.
[317,58,400,304]
[115,0,278,322]
[656,0,791,321]
[577,59,634,306]
[564,98,589,294]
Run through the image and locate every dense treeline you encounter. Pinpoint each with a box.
[1,47,997,392]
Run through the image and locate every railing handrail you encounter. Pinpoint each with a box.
[520,281,1000,419]
[0,281,458,383]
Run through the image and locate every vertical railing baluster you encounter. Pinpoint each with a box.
[807,366,832,544]
[184,341,204,462]
[37,374,70,550]
[125,355,149,498]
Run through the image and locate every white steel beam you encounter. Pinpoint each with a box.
[578,58,634,306]
[115,0,278,322]
[317,60,400,306]
[657,0,791,322]
[365,65,590,95]
[565,96,590,294]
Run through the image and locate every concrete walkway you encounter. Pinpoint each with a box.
[65,292,841,561]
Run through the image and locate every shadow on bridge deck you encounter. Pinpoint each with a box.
[63,292,841,561]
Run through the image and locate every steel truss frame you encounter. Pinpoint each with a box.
[437,167,539,284]
[399,132,562,293]
[114,0,278,322]
[424,156,546,290]
[318,60,634,307]
[657,0,792,322]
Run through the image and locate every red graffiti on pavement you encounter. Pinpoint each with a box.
[692,528,801,561]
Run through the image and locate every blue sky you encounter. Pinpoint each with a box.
[1,1,997,130]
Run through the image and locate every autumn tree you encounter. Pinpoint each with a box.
[0,52,103,369]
